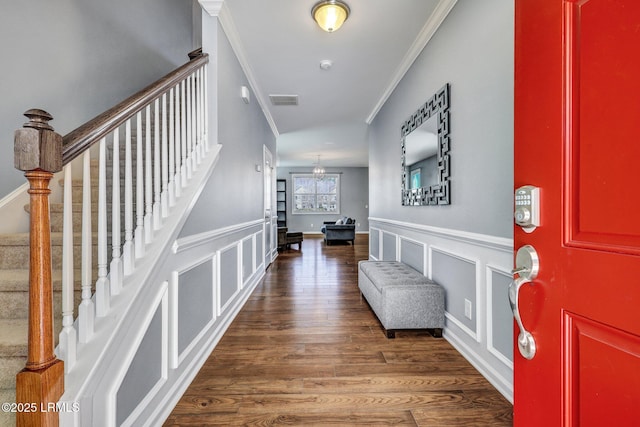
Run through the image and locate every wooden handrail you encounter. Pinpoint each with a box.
[13,50,208,426]
[62,53,208,165]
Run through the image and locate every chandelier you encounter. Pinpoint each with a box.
[313,155,326,179]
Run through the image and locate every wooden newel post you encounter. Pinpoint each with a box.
[14,109,64,426]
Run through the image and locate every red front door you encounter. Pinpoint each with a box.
[514,0,640,425]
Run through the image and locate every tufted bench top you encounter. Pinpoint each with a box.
[359,261,435,292]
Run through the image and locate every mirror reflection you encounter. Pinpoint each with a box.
[404,114,438,189]
[401,82,450,206]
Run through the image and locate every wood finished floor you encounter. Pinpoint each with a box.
[164,235,513,426]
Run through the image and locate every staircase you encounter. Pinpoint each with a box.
[0,51,214,426]
[0,227,87,427]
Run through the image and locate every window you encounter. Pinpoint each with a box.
[292,173,340,214]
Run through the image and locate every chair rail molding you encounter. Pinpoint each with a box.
[368,216,514,403]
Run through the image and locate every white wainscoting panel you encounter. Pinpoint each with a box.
[369,217,514,402]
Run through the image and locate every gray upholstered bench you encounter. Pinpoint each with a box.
[358,260,445,338]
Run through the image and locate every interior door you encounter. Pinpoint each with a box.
[264,146,275,268]
[514,1,640,425]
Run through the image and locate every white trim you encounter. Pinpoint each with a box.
[444,313,478,343]
[217,3,279,137]
[444,328,513,403]
[111,283,169,427]
[430,245,481,343]
[144,269,262,426]
[173,255,218,367]
[398,235,427,274]
[198,0,224,16]
[172,219,263,253]
[370,219,514,403]
[486,265,514,369]
[365,0,459,123]
[369,216,512,252]
[217,243,241,314]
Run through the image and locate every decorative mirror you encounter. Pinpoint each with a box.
[401,83,450,205]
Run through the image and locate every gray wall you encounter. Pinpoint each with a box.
[276,167,369,234]
[368,0,515,400]
[179,18,276,236]
[0,0,196,199]
[369,0,514,239]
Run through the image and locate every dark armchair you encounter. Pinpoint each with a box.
[278,227,303,250]
[321,218,356,245]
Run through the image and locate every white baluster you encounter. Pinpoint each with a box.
[161,93,169,218]
[59,164,76,372]
[199,67,206,156]
[123,119,134,274]
[78,151,94,343]
[204,64,210,152]
[191,71,200,169]
[110,128,123,295]
[174,83,182,197]
[144,105,153,244]
[180,80,188,187]
[195,68,202,163]
[168,87,176,207]
[135,111,146,257]
[153,98,162,230]
[96,137,111,316]
[186,75,193,180]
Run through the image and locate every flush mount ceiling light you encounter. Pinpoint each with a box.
[312,0,350,33]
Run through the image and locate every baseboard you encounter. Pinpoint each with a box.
[144,268,264,426]
[444,328,513,403]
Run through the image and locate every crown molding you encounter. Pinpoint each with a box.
[365,0,458,124]
[216,3,280,137]
[198,0,224,16]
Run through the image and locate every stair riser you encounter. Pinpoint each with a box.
[0,357,24,389]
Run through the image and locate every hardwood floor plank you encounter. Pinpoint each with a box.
[165,411,418,426]
[164,235,512,426]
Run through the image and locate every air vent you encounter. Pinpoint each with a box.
[269,94,299,106]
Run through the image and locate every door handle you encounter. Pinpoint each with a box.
[509,245,540,360]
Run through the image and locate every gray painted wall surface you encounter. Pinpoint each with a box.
[382,232,396,261]
[367,0,515,399]
[432,250,477,332]
[0,0,195,199]
[116,303,163,425]
[276,167,369,234]
[220,246,239,308]
[400,239,424,274]
[180,20,276,235]
[178,260,214,355]
[369,0,514,238]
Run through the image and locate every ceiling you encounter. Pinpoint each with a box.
[216,0,457,167]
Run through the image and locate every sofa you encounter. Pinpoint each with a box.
[358,260,445,338]
[321,217,356,245]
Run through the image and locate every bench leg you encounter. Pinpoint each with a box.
[385,329,396,339]
[429,328,443,338]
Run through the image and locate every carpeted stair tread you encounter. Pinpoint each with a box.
[0,269,85,292]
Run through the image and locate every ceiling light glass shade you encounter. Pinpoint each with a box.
[312,0,350,32]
